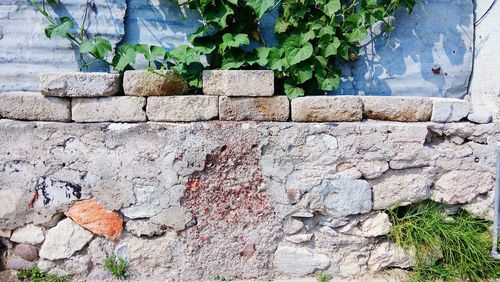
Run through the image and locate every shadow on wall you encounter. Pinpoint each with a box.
[333,0,473,98]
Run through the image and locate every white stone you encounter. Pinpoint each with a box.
[433,170,495,204]
[0,188,24,219]
[286,233,313,244]
[319,226,338,236]
[372,172,431,209]
[40,72,121,97]
[39,218,94,260]
[10,224,45,245]
[468,109,492,124]
[283,219,304,235]
[356,160,389,179]
[431,98,470,122]
[147,96,218,121]
[462,191,493,221]
[351,212,392,237]
[203,70,274,96]
[273,246,330,276]
[0,92,70,121]
[72,96,146,122]
[368,242,415,272]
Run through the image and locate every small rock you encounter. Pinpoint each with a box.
[6,257,35,270]
[273,246,330,276]
[1,237,13,249]
[241,244,256,258]
[368,242,415,272]
[431,98,470,122]
[10,224,45,245]
[14,244,38,261]
[150,206,193,232]
[352,212,392,237]
[319,226,338,236]
[462,191,493,221]
[372,172,432,210]
[468,110,492,124]
[37,259,56,272]
[291,210,314,218]
[333,167,363,179]
[356,160,389,179]
[286,233,314,244]
[0,229,11,238]
[88,237,115,265]
[39,218,94,260]
[125,220,167,237]
[433,171,494,204]
[283,219,304,235]
[286,189,301,204]
[65,199,123,240]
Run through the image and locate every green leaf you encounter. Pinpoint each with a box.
[221,52,246,69]
[135,44,151,61]
[274,18,289,33]
[150,45,166,59]
[267,48,284,71]
[284,79,305,99]
[44,16,73,39]
[346,28,368,42]
[79,39,93,54]
[93,38,112,60]
[226,0,238,5]
[220,33,250,51]
[246,0,275,19]
[204,2,234,28]
[285,42,313,66]
[294,66,313,84]
[255,47,270,66]
[113,44,137,71]
[323,37,341,57]
[323,0,341,17]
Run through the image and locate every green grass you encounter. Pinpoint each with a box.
[103,255,128,279]
[17,266,69,282]
[316,272,333,282]
[387,201,500,282]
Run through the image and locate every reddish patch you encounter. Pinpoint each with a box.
[186,179,201,191]
[28,191,39,209]
[432,66,441,74]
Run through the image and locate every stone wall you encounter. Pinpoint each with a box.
[0,70,498,281]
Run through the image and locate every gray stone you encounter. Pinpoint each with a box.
[431,98,470,122]
[40,72,121,97]
[0,92,70,121]
[219,96,289,121]
[125,220,167,237]
[123,70,186,96]
[37,259,56,272]
[273,246,330,276]
[462,191,493,221]
[351,212,392,237]
[14,244,38,261]
[150,206,193,232]
[291,96,362,122]
[39,218,94,260]
[283,219,304,235]
[72,96,146,122]
[10,224,45,245]
[0,189,24,219]
[203,70,274,96]
[368,242,415,272]
[285,233,313,244]
[361,96,432,121]
[88,237,115,265]
[147,96,218,121]
[468,109,492,124]
[1,237,13,249]
[432,171,494,204]
[356,160,389,179]
[319,226,338,236]
[372,171,432,209]
[0,229,11,238]
[6,257,35,270]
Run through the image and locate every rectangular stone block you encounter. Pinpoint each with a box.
[361,96,432,122]
[72,97,146,122]
[147,96,218,122]
[0,92,70,121]
[203,70,274,96]
[291,96,362,122]
[431,98,470,122]
[219,96,289,121]
[40,72,122,97]
[123,70,187,96]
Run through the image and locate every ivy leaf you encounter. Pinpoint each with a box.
[319,75,340,90]
[220,33,250,52]
[150,45,166,59]
[255,47,270,66]
[294,66,313,84]
[323,37,341,57]
[346,28,368,42]
[79,39,93,54]
[79,38,112,61]
[205,2,234,28]
[274,18,289,33]
[285,42,313,66]
[44,16,73,39]
[284,79,305,99]
[267,48,284,71]
[221,52,246,69]
[226,0,238,5]
[246,0,275,19]
[113,44,137,71]
[323,0,341,18]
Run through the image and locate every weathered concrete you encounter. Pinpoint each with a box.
[72,96,146,122]
[40,72,122,97]
[0,92,70,121]
[147,96,218,121]
[203,70,274,97]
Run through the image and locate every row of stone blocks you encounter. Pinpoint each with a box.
[0,70,492,123]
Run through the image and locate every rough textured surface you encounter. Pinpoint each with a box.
[291,96,362,122]
[0,92,70,121]
[147,96,218,122]
[65,199,123,240]
[40,73,122,97]
[123,70,186,96]
[39,218,93,260]
[203,70,274,96]
[362,96,432,121]
[10,224,44,245]
[219,96,289,121]
[431,98,470,122]
[432,171,495,204]
[0,119,496,280]
[72,96,146,122]
[14,244,38,261]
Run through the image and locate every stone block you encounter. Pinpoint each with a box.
[468,109,492,124]
[147,96,218,121]
[0,92,70,121]
[72,97,146,122]
[39,218,93,260]
[430,98,470,122]
[40,72,122,97]
[10,224,45,245]
[361,96,432,121]
[291,96,362,122]
[203,70,274,96]
[123,70,187,96]
[219,96,289,121]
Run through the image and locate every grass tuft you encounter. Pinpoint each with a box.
[103,254,128,279]
[17,266,69,282]
[387,201,500,282]
[316,271,333,282]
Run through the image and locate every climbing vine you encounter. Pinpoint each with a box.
[30,0,418,98]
